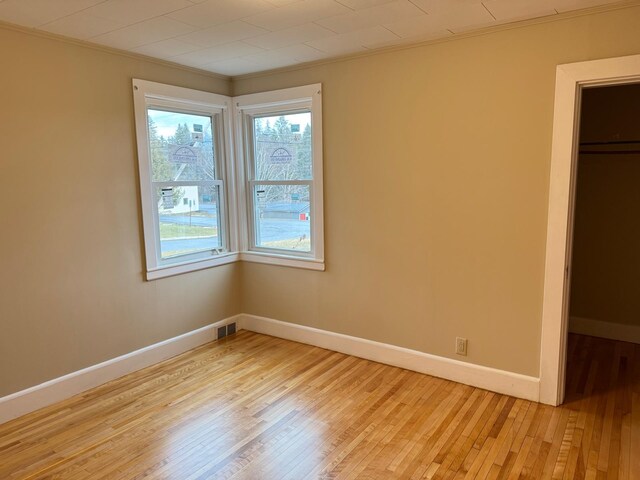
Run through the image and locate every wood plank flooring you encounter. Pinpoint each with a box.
[0,331,638,479]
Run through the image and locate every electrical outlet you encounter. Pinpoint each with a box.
[455,337,467,356]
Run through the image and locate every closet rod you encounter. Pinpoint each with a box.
[579,150,640,155]
[579,140,640,146]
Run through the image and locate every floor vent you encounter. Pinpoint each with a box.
[217,322,237,339]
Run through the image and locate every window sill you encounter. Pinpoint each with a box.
[240,252,325,271]
[145,250,324,280]
[146,252,239,280]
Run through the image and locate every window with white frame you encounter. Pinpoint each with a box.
[133,81,323,279]
[235,85,324,270]
[132,80,236,280]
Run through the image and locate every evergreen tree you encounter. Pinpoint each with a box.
[296,123,312,181]
[149,118,172,182]
[273,116,292,140]
[198,121,216,181]
[149,118,184,205]
[172,123,192,146]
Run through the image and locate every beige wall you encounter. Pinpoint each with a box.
[234,6,640,377]
[0,26,239,396]
[3,5,640,397]
[570,84,640,326]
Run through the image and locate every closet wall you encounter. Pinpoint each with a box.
[569,83,640,337]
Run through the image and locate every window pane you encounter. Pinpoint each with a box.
[147,109,216,182]
[253,112,312,181]
[156,185,222,259]
[254,184,310,252]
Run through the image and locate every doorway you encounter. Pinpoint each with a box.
[539,54,640,406]
[569,83,640,343]
[564,83,640,404]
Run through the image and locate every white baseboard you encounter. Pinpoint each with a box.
[1,312,542,426]
[0,315,241,425]
[240,314,540,402]
[569,316,640,344]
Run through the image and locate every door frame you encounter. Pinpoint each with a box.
[539,53,640,406]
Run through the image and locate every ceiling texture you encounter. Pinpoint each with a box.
[0,0,626,76]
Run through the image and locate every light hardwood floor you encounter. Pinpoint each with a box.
[0,331,638,479]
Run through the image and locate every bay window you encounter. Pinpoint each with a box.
[133,81,323,279]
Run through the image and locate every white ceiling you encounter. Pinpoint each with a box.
[0,0,626,76]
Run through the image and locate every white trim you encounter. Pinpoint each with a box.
[146,252,239,280]
[0,315,242,425]
[132,79,236,279]
[240,314,540,402]
[540,54,640,406]
[131,81,326,280]
[569,316,640,344]
[234,84,324,266]
[240,252,325,271]
[224,100,241,253]
[234,84,321,109]
[2,311,540,426]
[145,250,324,279]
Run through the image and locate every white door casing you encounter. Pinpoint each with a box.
[540,54,640,406]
